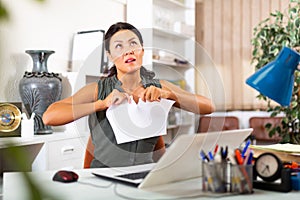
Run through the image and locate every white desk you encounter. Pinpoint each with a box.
[0,136,44,174]
[3,167,300,200]
[0,131,87,174]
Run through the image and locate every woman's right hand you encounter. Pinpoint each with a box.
[102,89,131,108]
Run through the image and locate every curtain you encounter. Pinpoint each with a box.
[195,0,290,111]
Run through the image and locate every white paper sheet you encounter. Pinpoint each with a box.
[106,97,175,144]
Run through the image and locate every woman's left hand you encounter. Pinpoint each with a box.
[138,85,170,102]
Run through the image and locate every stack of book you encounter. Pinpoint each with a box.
[250,143,300,162]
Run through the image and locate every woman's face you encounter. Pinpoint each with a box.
[107,29,144,75]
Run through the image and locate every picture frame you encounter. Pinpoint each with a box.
[71,29,108,75]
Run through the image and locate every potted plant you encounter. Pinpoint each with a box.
[251,0,300,144]
[0,0,44,21]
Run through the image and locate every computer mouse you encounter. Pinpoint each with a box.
[52,170,79,183]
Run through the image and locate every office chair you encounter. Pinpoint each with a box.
[197,116,239,133]
[249,116,283,145]
[83,135,166,168]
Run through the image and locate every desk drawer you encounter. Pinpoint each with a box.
[47,138,85,169]
[48,158,83,170]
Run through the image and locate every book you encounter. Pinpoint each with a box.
[250,143,300,163]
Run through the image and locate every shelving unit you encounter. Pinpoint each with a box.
[127,0,196,143]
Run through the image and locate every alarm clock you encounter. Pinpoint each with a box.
[0,102,22,137]
[253,152,292,192]
[254,152,283,182]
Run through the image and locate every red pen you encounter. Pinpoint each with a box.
[234,149,244,165]
[213,144,219,156]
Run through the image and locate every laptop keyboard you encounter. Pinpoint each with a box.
[117,170,150,180]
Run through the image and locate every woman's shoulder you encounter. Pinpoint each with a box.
[81,82,99,97]
[96,75,120,99]
[97,75,119,88]
[83,81,98,89]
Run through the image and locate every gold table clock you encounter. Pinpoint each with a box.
[0,102,22,137]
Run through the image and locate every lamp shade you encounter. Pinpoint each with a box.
[246,47,300,106]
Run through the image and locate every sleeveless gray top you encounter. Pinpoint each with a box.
[88,69,162,168]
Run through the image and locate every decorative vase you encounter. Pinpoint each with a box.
[19,50,62,134]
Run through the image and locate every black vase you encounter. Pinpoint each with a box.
[19,50,62,134]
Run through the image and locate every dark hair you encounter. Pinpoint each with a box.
[104,22,155,80]
[104,22,144,53]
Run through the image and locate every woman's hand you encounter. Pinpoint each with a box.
[138,85,171,102]
[103,89,131,107]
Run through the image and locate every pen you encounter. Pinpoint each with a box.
[244,150,253,165]
[208,151,214,162]
[220,146,228,162]
[213,144,219,156]
[200,150,209,162]
[235,149,244,165]
[220,146,229,192]
[241,139,251,158]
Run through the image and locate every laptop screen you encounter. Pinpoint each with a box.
[92,129,253,189]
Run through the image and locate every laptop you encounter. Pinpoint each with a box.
[92,128,253,189]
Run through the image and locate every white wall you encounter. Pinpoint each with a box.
[0,0,125,102]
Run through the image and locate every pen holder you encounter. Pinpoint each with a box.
[202,162,253,194]
[230,164,253,194]
[202,162,228,193]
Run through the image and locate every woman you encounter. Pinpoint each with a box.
[43,22,215,168]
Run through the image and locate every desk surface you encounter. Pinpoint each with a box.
[3,167,300,200]
[0,131,81,149]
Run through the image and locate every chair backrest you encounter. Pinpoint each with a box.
[197,116,239,133]
[249,116,283,145]
[83,136,95,168]
[83,135,166,168]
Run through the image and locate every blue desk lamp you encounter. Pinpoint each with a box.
[246,47,300,106]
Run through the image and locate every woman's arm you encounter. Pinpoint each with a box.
[160,80,215,114]
[42,82,103,126]
[43,82,131,126]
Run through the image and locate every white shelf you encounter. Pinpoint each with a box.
[167,125,179,129]
[154,0,193,10]
[127,0,196,135]
[153,59,192,69]
[167,123,192,130]
[153,27,191,40]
